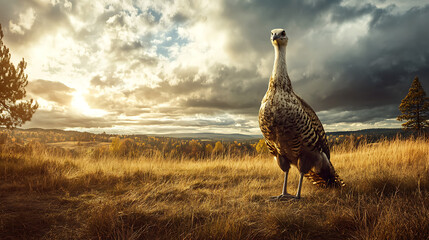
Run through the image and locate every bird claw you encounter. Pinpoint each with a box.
[269,194,299,202]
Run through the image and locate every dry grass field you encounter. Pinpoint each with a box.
[1,137,428,240]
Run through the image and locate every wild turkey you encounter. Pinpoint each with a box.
[259,28,344,201]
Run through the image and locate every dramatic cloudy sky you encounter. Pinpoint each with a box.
[1,0,428,135]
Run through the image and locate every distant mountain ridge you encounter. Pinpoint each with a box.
[328,128,404,135]
[151,132,262,140]
[1,127,409,141]
[151,128,408,140]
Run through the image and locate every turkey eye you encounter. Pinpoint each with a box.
[281,31,285,36]
[271,32,273,35]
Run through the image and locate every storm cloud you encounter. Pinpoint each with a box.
[27,79,75,105]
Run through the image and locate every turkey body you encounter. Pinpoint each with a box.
[259,28,343,200]
[259,79,331,177]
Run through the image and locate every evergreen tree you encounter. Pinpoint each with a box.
[397,76,429,134]
[0,24,38,128]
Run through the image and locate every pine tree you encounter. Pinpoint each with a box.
[397,76,429,134]
[0,24,38,128]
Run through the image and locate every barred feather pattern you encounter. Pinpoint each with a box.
[304,171,345,188]
[260,84,346,189]
[259,28,345,192]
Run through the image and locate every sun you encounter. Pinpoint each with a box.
[71,91,108,117]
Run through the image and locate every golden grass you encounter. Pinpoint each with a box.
[0,138,428,239]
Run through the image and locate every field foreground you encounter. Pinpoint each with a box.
[1,138,428,239]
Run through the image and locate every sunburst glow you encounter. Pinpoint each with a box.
[71,92,108,117]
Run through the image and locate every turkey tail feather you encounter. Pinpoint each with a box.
[304,170,345,188]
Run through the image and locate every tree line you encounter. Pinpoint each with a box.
[0,127,417,160]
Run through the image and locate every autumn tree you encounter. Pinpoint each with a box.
[255,139,268,154]
[188,139,203,158]
[397,76,429,134]
[205,143,213,157]
[213,141,224,155]
[0,24,38,128]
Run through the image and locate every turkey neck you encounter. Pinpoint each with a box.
[270,44,292,92]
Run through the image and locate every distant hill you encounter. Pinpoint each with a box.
[1,127,414,142]
[327,128,410,139]
[152,128,409,141]
[151,132,262,141]
[152,128,415,141]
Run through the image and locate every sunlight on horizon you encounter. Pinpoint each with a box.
[71,91,108,118]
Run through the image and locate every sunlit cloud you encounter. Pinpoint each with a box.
[71,91,109,118]
[9,8,36,34]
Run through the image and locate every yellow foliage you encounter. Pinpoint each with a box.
[109,137,138,157]
[255,139,268,154]
[205,144,214,155]
[213,141,224,153]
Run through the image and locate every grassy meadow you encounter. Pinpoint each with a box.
[0,137,428,239]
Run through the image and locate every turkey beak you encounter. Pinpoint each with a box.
[272,33,280,42]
